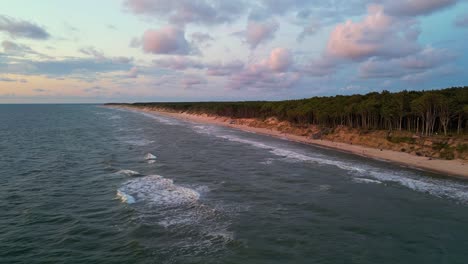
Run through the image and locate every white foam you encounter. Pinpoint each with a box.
[319,184,331,191]
[124,139,154,146]
[217,133,468,203]
[353,178,383,184]
[218,134,366,173]
[138,112,180,125]
[260,158,275,165]
[116,190,136,204]
[144,153,157,160]
[115,169,141,177]
[191,125,221,135]
[108,115,121,120]
[117,175,200,206]
[367,170,468,202]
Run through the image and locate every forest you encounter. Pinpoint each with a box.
[121,87,468,136]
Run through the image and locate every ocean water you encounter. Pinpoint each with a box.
[1,104,468,264]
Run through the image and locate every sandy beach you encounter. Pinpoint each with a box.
[111,106,468,179]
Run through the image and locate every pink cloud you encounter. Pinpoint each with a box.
[226,48,300,89]
[267,48,293,72]
[326,5,420,60]
[141,26,190,55]
[245,20,279,49]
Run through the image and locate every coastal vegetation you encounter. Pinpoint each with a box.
[123,87,468,136]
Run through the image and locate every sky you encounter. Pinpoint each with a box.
[0,0,467,103]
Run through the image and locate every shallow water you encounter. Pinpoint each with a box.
[1,104,468,264]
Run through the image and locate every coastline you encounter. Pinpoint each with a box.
[109,105,468,179]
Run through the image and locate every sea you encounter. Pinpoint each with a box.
[1,104,468,264]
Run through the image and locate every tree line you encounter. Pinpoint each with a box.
[126,87,468,136]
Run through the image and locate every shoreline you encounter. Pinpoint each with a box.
[109,105,468,179]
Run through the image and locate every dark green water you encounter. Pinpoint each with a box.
[1,105,468,264]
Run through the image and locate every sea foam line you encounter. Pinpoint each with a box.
[216,134,468,203]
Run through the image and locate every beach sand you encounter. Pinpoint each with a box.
[111,106,468,179]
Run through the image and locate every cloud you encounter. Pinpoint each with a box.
[33,88,47,92]
[126,67,139,78]
[1,40,34,54]
[191,32,214,45]
[302,56,342,77]
[0,57,132,78]
[384,0,457,17]
[0,15,50,39]
[454,13,468,27]
[154,56,204,70]
[326,5,420,60]
[140,26,191,55]
[297,19,321,42]
[245,19,279,49]
[79,46,106,59]
[228,69,301,90]
[0,77,16,82]
[267,48,293,72]
[359,47,455,79]
[124,0,246,25]
[83,86,106,93]
[181,75,205,89]
[206,60,244,76]
[227,48,300,89]
[79,46,133,63]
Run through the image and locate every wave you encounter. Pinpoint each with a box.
[116,175,234,251]
[108,115,121,120]
[367,170,468,202]
[115,169,141,177]
[116,190,136,204]
[217,134,468,203]
[218,134,365,173]
[144,153,157,160]
[191,124,222,135]
[137,112,180,125]
[123,139,154,146]
[117,175,200,206]
[353,178,383,184]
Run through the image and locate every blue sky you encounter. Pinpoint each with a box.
[0,0,467,103]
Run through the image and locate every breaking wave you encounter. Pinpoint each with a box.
[144,153,157,160]
[115,169,141,177]
[108,115,121,120]
[137,112,181,125]
[116,174,234,252]
[123,139,154,146]
[353,178,383,184]
[217,134,468,203]
[117,175,200,206]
